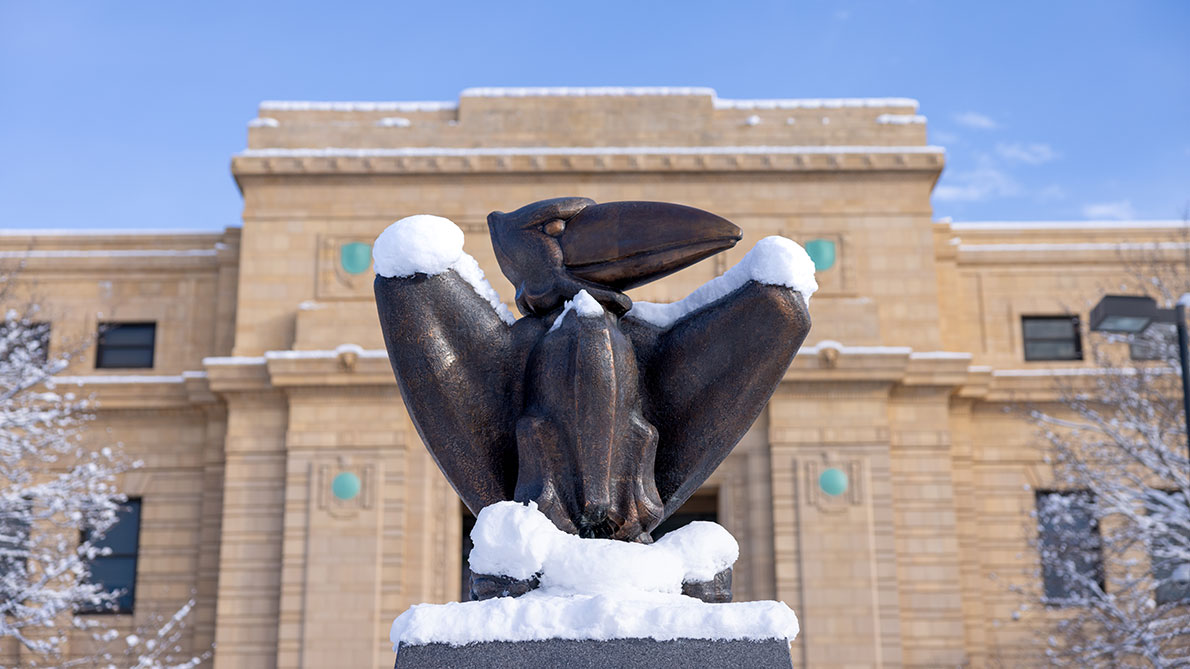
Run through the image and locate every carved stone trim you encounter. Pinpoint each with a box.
[316,462,375,518]
[803,457,864,512]
[233,149,945,177]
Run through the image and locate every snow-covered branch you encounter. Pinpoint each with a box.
[1020,263,1190,668]
[1,267,209,668]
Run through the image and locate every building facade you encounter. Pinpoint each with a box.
[2,87,1186,668]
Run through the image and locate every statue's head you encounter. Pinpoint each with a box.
[487,198,742,317]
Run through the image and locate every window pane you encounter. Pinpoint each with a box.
[1025,340,1079,361]
[91,501,141,555]
[1145,490,1190,604]
[0,321,50,364]
[86,557,137,613]
[98,324,155,347]
[1023,316,1083,361]
[0,509,30,580]
[96,347,154,369]
[95,323,155,369]
[1024,318,1076,339]
[1037,491,1102,603]
[83,500,141,613]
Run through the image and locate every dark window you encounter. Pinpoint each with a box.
[0,320,50,365]
[1036,490,1102,604]
[1023,316,1083,361]
[80,499,141,614]
[651,492,718,541]
[1144,490,1190,605]
[460,509,476,601]
[95,323,155,369]
[1131,322,1177,361]
[0,501,31,582]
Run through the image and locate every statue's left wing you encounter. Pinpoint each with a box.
[373,216,530,513]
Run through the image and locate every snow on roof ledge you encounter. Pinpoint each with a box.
[260,88,919,113]
[259,100,457,112]
[0,228,228,237]
[461,86,717,98]
[717,97,919,111]
[949,220,1188,231]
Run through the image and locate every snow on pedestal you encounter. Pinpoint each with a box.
[389,501,800,652]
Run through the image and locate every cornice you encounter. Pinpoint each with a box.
[232,146,944,177]
[51,374,214,410]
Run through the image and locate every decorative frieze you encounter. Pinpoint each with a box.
[233,146,945,177]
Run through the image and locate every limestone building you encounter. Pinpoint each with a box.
[2,87,1186,668]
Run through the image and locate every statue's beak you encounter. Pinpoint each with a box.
[559,201,743,291]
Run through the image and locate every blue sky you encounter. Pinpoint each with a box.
[1,1,1187,231]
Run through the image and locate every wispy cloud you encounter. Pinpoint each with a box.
[1036,184,1067,201]
[1082,200,1136,220]
[995,142,1058,165]
[934,166,1022,202]
[932,130,960,145]
[954,111,998,130]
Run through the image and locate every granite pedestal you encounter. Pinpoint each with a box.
[395,637,794,668]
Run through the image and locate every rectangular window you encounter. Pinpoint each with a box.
[1036,490,1102,604]
[1022,316,1083,361]
[1145,490,1190,605]
[1130,322,1177,361]
[0,501,31,582]
[0,320,50,365]
[95,323,156,369]
[80,499,142,614]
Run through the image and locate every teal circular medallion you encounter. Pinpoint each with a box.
[332,471,361,500]
[818,467,848,496]
[340,242,373,275]
[804,239,837,271]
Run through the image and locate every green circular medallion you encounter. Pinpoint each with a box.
[340,242,373,275]
[804,239,837,271]
[332,471,361,500]
[819,467,848,496]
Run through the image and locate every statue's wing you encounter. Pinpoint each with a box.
[373,217,530,514]
[623,237,814,517]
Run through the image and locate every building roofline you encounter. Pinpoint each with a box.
[946,220,1188,231]
[237,145,944,158]
[258,88,920,113]
[0,227,236,237]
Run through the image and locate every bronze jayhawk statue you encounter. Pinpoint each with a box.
[373,197,814,581]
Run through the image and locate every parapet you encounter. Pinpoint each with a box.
[243,86,927,151]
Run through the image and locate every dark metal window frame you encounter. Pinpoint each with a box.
[79,498,142,614]
[1035,489,1104,606]
[0,320,51,364]
[1144,489,1190,605]
[95,322,156,369]
[1022,315,1084,362]
[0,498,32,581]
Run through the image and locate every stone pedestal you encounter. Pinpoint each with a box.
[395,638,794,668]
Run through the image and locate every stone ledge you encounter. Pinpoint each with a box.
[233,147,944,176]
[394,638,793,669]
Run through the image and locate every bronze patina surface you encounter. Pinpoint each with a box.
[375,198,811,601]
